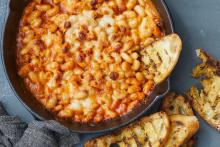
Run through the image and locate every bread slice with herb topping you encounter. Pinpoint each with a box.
[188,49,220,132]
[161,92,198,147]
[84,112,170,147]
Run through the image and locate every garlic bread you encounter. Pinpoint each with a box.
[84,112,170,147]
[164,115,199,147]
[188,49,220,132]
[181,139,195,147]
[162,93,197,147]
[161,92,194,116]
[141,34,182,84]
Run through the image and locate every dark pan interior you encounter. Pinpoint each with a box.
[2,0,173,133]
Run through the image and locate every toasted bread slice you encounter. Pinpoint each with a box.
[164,115,199,147]
[84,112,170,147]
[161,93,194,116]
[141,34,182,84]
[192,49,220,78]
[161,93,197,147]
[181,139,195,147]
[188,49,220,132]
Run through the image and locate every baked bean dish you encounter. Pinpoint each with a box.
[17,0,164,123]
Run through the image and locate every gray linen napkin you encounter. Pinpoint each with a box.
[0,103,80,147]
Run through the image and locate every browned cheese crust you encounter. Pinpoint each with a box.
[17,0,165,123]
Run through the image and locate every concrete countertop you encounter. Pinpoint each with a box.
[0,0,220,146]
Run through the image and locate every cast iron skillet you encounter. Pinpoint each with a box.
[1,0,174,133]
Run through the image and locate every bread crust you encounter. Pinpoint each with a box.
[84,112,170,147]
[161,92,194,116]
[188,49,220,132]
[161,93,198,147]
[164,115,199,147]
[141,34,182,84]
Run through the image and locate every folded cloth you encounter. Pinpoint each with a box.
[0,103,80,147]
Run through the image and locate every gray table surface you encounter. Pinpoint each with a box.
[0,0,220,146]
